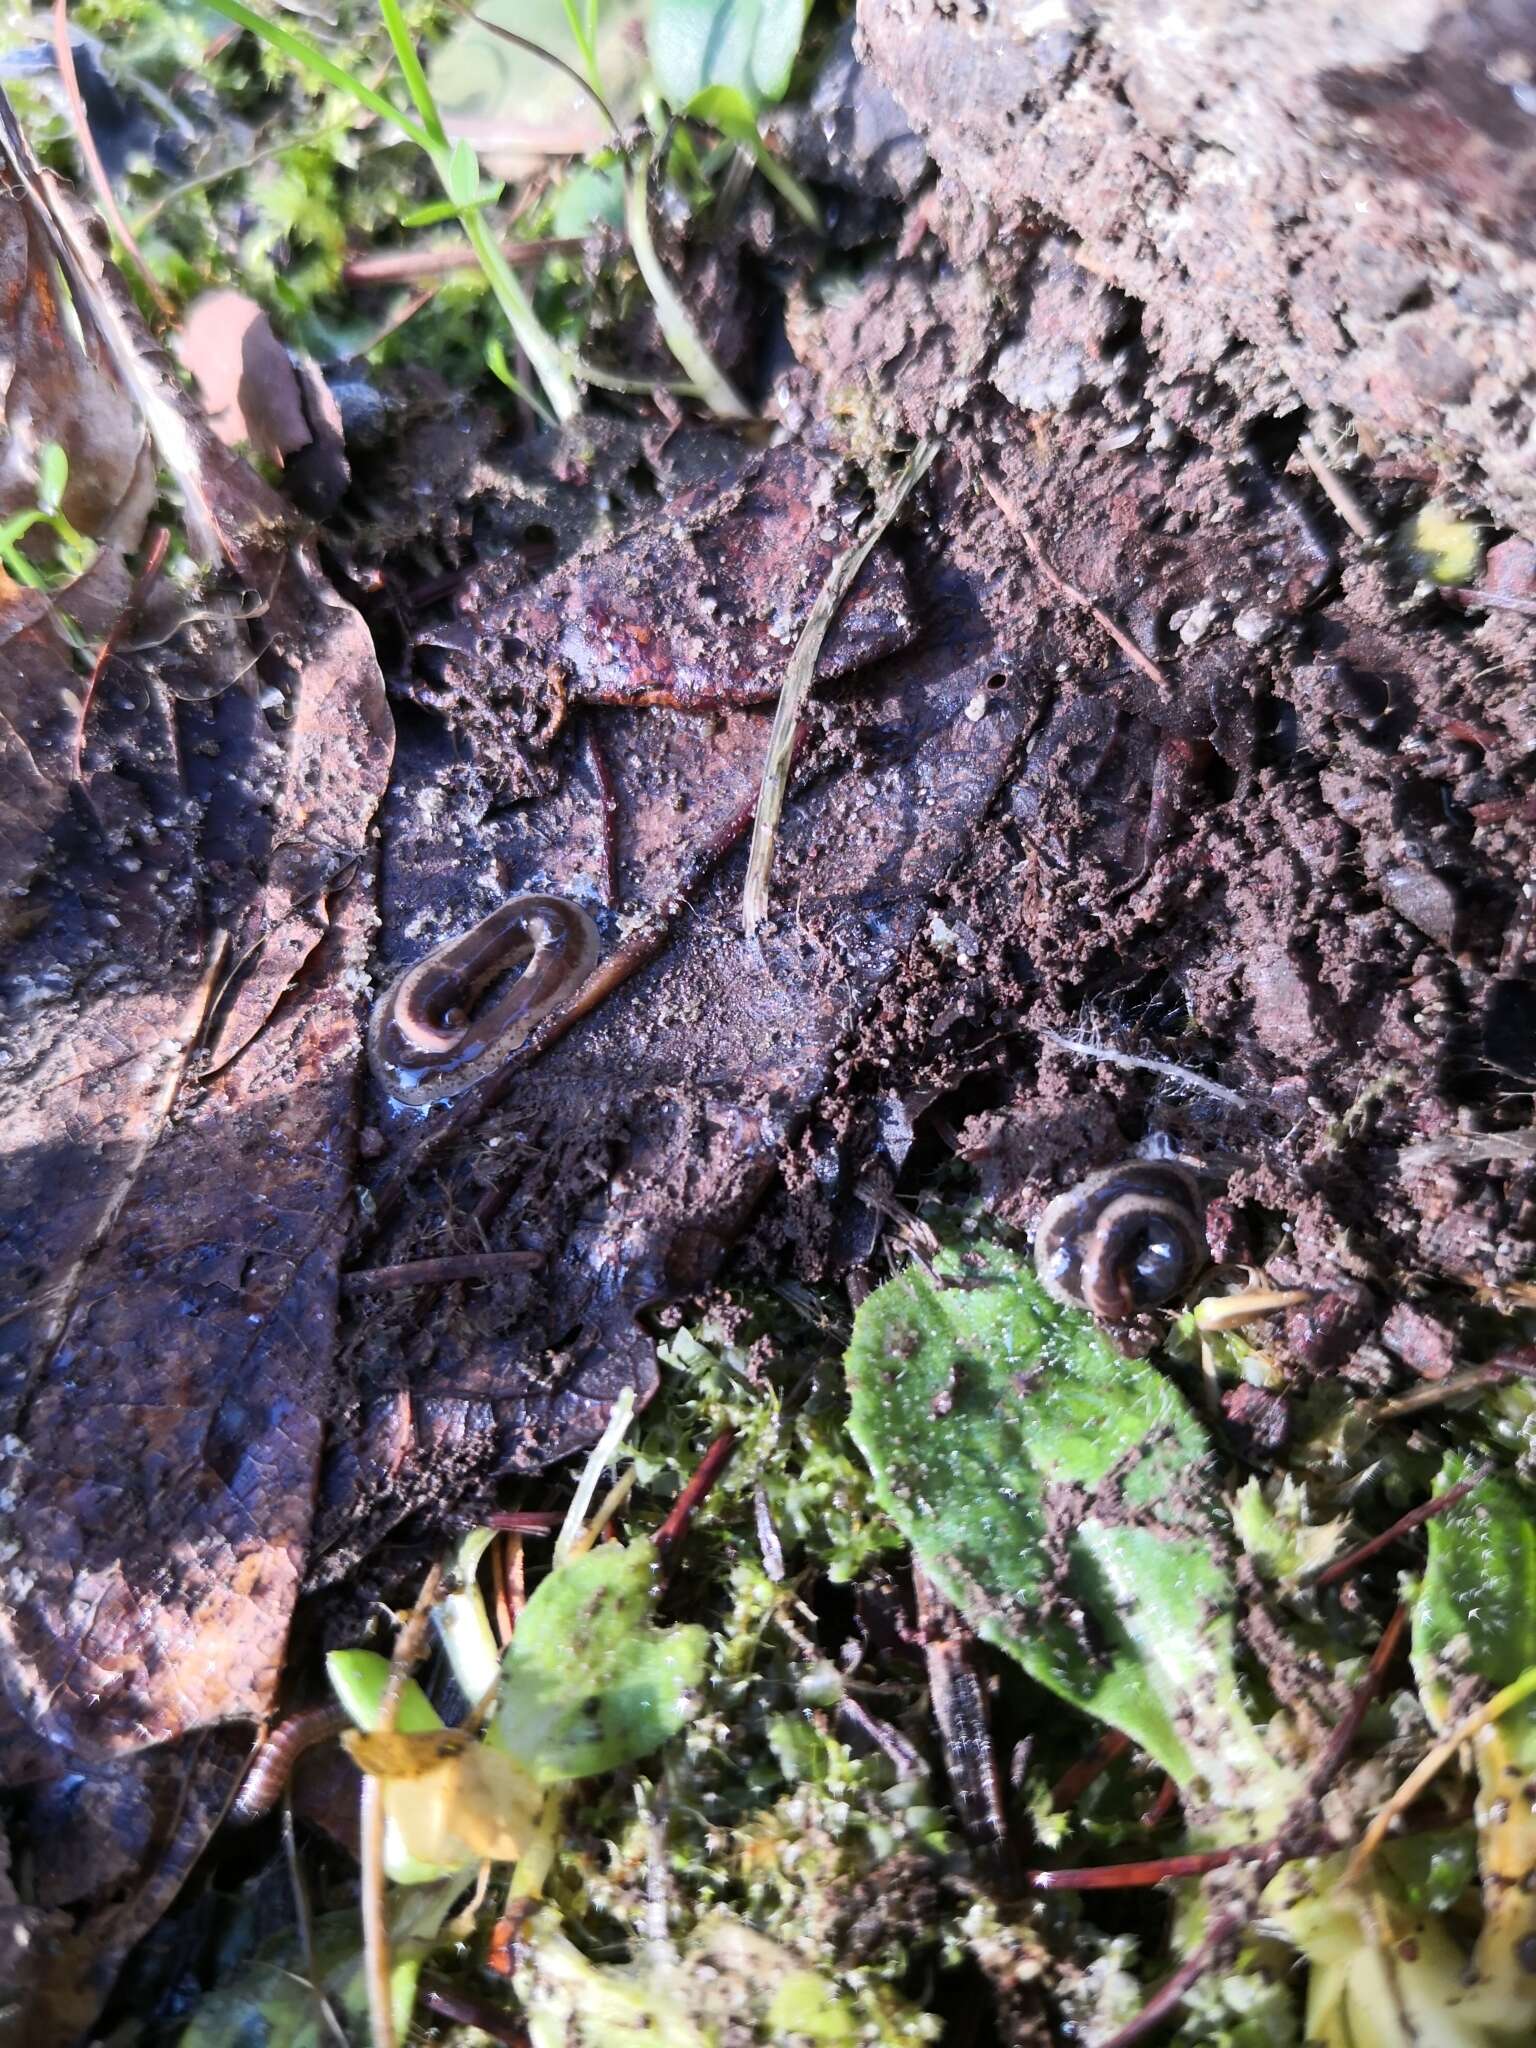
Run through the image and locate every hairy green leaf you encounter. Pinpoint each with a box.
[845,1240,1293,1832]
[493,1538,707,1782]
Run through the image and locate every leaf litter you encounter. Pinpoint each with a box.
[0,3,1534,2046]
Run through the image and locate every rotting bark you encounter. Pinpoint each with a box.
[859,0,1536,534]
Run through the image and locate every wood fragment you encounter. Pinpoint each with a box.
[342,1251,540,1294]
[1347,1658,1536,1885]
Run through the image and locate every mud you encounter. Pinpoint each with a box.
[859,0,1536,535]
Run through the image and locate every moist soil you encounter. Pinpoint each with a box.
[1,6,1533,2042]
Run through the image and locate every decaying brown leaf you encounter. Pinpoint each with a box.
[0,94,392,2048]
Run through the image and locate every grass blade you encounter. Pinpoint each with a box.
[624,144,749,421]
[742,439,937,938]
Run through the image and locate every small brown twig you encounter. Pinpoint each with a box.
[52,0,174,320]
[982,473,1172,697]
[342,1250,540,1295]
[1310,1469,1488,1590]
[653,1428,738,1570]
[1306,1604,1409,1797]
[341,236,583,287]
[585,719,621,907]
[1297,431,1379,547]
[1022,1844,1264,1891]
[284,1803,350,2048]
[744,443,936,938]
[1141,1776,1180,1830]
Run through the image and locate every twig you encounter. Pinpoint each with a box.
[1346,1661,1536,1885]
[342,1250,540,1295]
[418,1979,529,2046]
[982,473,1172,696]
[743,441,938,938]
[359,1776,393,2048]
[52,0,174,321]
[342,236,583,287]
[1305,1604,1408,1797]
[1141,1776,1179,1829]
[74,526,169,779]
[1369,1356,1536,1423]
[1037,1026,1252,1110]
[1297,431,1378,547]
[284,1802,350,2048]
[585,719,621,907]
[654,1428,739,1571]
[1309,1467,1489,1590]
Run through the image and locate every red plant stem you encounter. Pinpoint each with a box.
[342,1250,540,1294]
[1306,1603,1409,1799]
[486,1510,563,1532]
[1022,1846,1256,1891]
[1141,1776,1180,1829]
[1313,1469,1487,1589]
[1050,1728,1133,1810]
[653,1428,738,1568]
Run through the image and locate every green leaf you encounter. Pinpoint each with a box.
[327,1649,445,1735]
[549,162,626,236]
[35,442,69,516]
[399,197,466,228]
[845,1240,1295,1835]
[1412,1455,1536,1750]
[1411,1455,1536,1997]
[492,1538,707,1782]
[444,136,482,207]
[686,81,757,142]
[179,1879,461,2048]
[649,0,811,113]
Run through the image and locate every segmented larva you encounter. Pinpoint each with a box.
[228,1704,351,1825]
